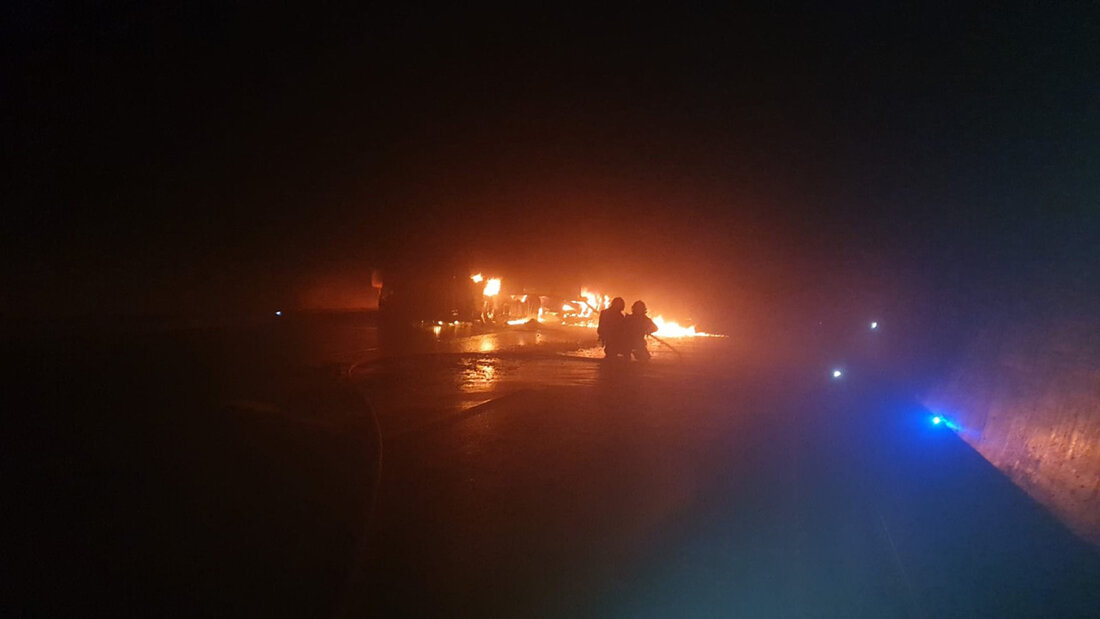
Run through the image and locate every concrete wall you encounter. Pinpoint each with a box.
[925,318,1100,546]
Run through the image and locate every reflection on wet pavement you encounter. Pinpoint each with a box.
[349,326,721,437]
[342,319,1100,618]
[352,352,602,436]
[459,358,497,393]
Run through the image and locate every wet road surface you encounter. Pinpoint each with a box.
[343,326,1100,617]
[6,315,1098,617]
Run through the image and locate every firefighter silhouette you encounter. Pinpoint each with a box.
[624,300,657,361]
[597,297,627,358]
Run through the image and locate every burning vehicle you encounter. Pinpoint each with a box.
[379,263,715,339]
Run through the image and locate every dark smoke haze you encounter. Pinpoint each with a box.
[5,4,1097,345]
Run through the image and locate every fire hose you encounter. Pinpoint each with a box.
[648,333,683,358]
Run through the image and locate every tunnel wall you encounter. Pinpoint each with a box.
[925,317,1100,546]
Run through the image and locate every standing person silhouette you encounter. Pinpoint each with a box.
[624,300,658,361]
[597,297,627,358]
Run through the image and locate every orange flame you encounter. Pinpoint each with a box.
[652,315,698,337]
[466,274,719,337]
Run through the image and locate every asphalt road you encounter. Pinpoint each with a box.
[5,315,1098,617]
[345,327,1099,617]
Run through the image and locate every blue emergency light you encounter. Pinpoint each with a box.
[931,415,960,431]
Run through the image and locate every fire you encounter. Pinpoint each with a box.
[580,288,603,312]
[466,272,719,337]
[482,278,501,297]
[555,287,715,336]
[652,315,698,337]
